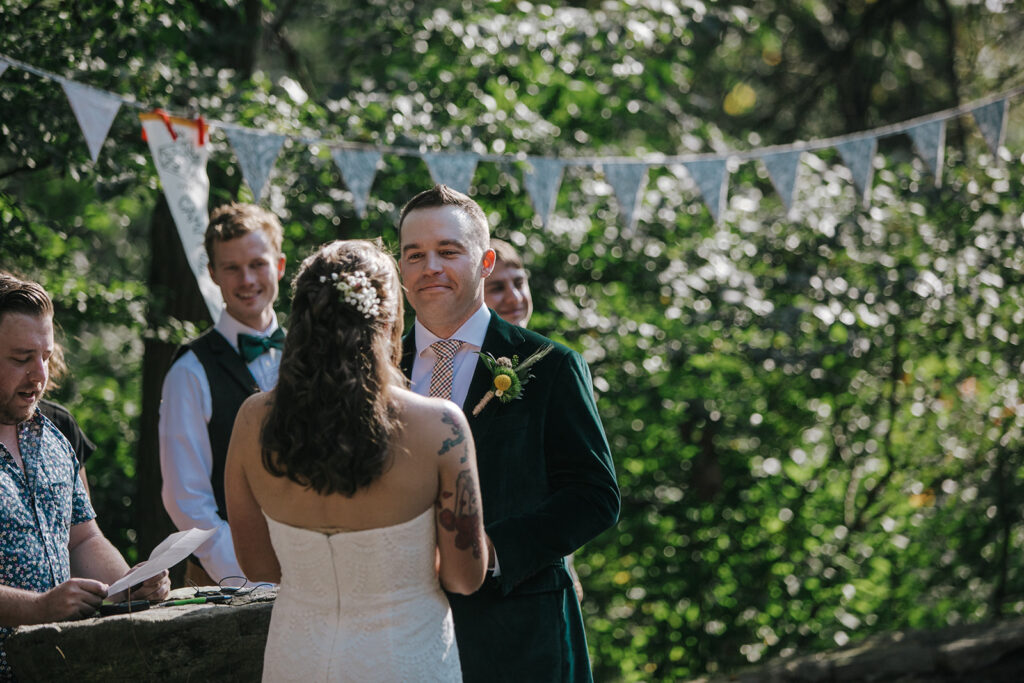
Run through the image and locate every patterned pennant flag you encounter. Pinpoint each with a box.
[140,113,221,320]
[330,148,382,218]
[522,157,564,227]
[603,162,648,232]
[422,152,479,195]
[683,158,729,222]
[60,79,123,162]
[223,127,285,201]
[760,150,802,211]
[971,99,1008,157]
[835,137,878,203]
[905,120,946,186]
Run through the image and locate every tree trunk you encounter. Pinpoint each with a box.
[136,195,212,584]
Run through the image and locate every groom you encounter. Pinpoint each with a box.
[398,185,619,682]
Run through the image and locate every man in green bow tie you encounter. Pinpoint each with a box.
[158,202,286,587]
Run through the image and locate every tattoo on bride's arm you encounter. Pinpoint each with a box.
[437,470,483,559]
[438,409,466,456]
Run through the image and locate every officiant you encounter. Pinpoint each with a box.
[0,273,170,683]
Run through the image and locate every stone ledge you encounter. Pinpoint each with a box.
[694,618,1024,683]
[6,586,277,682]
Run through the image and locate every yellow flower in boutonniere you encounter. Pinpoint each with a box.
[472,344,554,416]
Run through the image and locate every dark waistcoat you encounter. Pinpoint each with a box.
[174,329,260,518]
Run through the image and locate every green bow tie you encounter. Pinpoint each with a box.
[238,328,285,363]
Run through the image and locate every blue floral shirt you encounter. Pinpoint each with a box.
[0,411,94,681]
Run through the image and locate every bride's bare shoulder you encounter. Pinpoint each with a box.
[392,388,462,431]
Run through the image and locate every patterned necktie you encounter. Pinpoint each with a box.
[428,340,464,399]
[238,328,286,363]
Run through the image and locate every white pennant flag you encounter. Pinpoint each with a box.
[760,150,802,211]
[603,162,648,232]
[422,152,479,195]
[971,99,1008,157]
[683,158,729,222]
[140,113,221,320]
[331,148,382,218]
[224,127,285,201]
[835,137,878,204]
[0,59,9,78]
[60,79,123,162]
[905,120,946,187]
[522,157,564,227]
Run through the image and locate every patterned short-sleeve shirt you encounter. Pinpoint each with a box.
[0,411,95,681]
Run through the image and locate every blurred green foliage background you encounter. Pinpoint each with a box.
[2,1,1023,680]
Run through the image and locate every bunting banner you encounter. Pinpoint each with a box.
[422,152,479,195]
[223,126,285,202]
[59,79,123,162]
[140,113,221,320]
[602,162,648,233]
[522,157,564,228]
[0,51,1021,302]
[835,137,878,204]
[683,158,729,222]
[331,147,382,219]
[760,150,802,211]
[971,98,1009,157]
[905,120,946,187]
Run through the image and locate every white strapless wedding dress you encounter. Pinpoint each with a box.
[260,508,462,682]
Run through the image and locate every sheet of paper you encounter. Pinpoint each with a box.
[106,527,217,597]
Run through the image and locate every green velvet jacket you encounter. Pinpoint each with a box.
[402,312,620,682]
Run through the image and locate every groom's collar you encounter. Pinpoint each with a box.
[412,303,491,357]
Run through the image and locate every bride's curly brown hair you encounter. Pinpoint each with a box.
[261,239,405,496]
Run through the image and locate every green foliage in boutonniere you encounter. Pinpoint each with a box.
[471,344,554,416]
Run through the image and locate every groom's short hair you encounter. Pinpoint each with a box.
[398,185,489,255]
[205,202,284,268]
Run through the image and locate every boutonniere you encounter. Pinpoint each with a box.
[471,344,554,416]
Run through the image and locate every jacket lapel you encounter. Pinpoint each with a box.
[464,315,524,423]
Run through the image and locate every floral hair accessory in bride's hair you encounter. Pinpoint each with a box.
[319,270,382,319]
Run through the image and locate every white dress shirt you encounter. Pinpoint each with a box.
[410,302,503,574]
[410,303,491,408]
[158,310,281,584]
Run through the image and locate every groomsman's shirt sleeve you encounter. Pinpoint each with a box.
[158,351,245,584]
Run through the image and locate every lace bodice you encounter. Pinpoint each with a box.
[260,508,462,682]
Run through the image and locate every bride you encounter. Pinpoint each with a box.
[225,239,486,682]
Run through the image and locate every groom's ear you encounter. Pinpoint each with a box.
[481,248,496,277]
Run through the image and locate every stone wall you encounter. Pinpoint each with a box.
[6,587,276,682]
[697,618,1024,683]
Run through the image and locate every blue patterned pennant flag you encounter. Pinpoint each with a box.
[422,152,479,195]
[835,137,878,203]
[224,127,285,201]
[522,157,564,227]
[683,158,729,222]
[905,120,946,186]
[760,150,802,211]
[603,162,648,232]
[971,99,1008,157]
[60,79,123,162]
[331,148,382,218]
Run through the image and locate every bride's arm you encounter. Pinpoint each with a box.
[433,404,487,595]
[225,397,282,584]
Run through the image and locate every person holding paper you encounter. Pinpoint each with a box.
[0,273,170,682]
[159,202,287,586]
